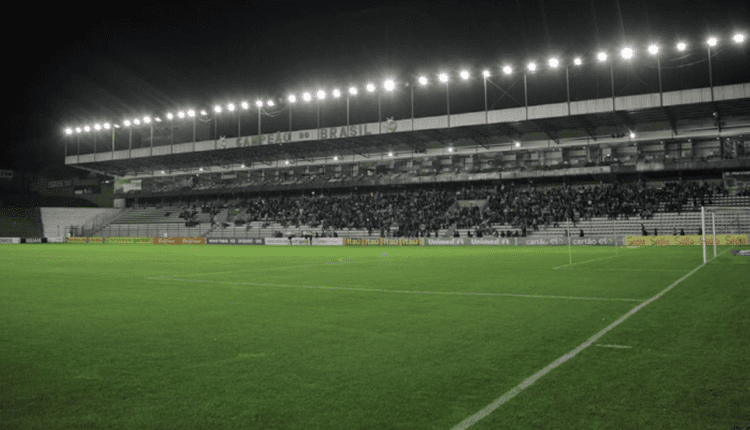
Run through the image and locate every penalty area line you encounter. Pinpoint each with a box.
[450,246,734,430]
[145,277,643,302]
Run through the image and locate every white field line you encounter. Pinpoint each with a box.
[169,258,380,278]
[596,344,631,349]
[450,246,733,430]
[145,277,644,302]
[553,251,636,270]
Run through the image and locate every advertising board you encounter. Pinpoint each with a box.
[152,237,205,245]
[206,238,264,245]
[625,234,750,246]
[569,236,617,246]
[265,238,291,245]
[104,237,152,244]
[46,237,65,243]
[311,238,343,246]
[291,238,311,245]
[21,238,43,243]
[516,237,566,246]
[381,238,423,246]
[0,237,21,244]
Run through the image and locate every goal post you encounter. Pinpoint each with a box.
[701,206,750,263]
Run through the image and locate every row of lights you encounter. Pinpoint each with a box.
[64,34,745,135]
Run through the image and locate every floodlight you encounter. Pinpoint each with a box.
[527,62,537,72]
[548,58,559,68]
[597,52,608,62]
[177,111,185,119]
[383,79,395,91]
[84,125,91,132]
[214,105,222,113]
[448,147,453,152]
[124,120,132,126]
[267,100,274,107]
[707,37,718,46]
[734,33,745,43]
[227,103,235,111]
[438,73,449,83]
[161,171,165,174]
[65,128,73,135]
[255,100,263,107]
[285,160,289,165]
[366,83,376,92]
[199,110,206,116]
[75,127,82,133]
[676,41,687,51]
[288,94,297,103]
[333,89,341,98]
[94,123,101,130]
[199,167,203,171]
[143,116,151,124]
[240,164,245,168]
[133,119,141,125]
[317,90,326,100]
[502,65,512,74]
[388,152,394,157]
[167,113,174,120]
[418,76,428,85]
[648,44,659,55]
[333,156,338,161]
[629,132,636,138]
[620,47,634,59]
[303,92,312,102]
[241,101,249,109]
[574,58,582,66]
[187,110,195,117]
[103,123,110,129]
[459,70,469,80]
[349,87,358,95]
[113,124,120,128]
[514,141,520,147]
[482,70,490,78]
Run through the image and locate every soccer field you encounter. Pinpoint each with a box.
[1,244,748,429]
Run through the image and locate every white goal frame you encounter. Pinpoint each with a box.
[701,206,749,263]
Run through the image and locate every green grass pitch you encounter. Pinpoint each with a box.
[1,244,748,429]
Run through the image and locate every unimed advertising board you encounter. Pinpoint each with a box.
[206,238,264,245]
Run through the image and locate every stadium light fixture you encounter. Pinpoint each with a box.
[187,110,195,117]
[302,92,312,102]
[240,164,245,168]
[103,123,110,129]
[177,111,185,119]
[502,65,512,74]
[285,160,289,165]
[84,125,91,132]
[734,33,746,43]
[75,127,82,133]
[620,47,634,59]
[573,58,582,66]
[418,76,428,85]
[388,151,394,157]
[383,79,395,91]
[460,70,469,80]
[597,52,608,62]
[648,44,659,55]
[123,120,132,127]
[161,170,165,174]
[438,73,449,83]
[199,167,203,171]
[255,100,263,107]
[514,141,520,147]
[94,123,101,131]
[241,101,249,109]
[333,89,341,98]
[227,103,235,111]
[133,119,141,125]
[448,147,454,152]
[167,113,174,120]
[199,110,206,116]
[317,90,326,100]
[113,125,120,129]
[707,37,718,46]
[333,156,338,161]
[349,86,358,95]
[267,100,274,107]
[548,58,559,68]
[630,131,636,138]
[527,62,537,72]
[65,128,73,135]
[482,70,490,77]
[155,117,161,123]
[366,83,376,92]
[143,116,151,124]
[676,41,687,51]
[288,94,297,103]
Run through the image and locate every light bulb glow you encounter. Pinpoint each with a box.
[333,89,341,98]
[366,83,375,92]
[65,128,73,135]
[84,125,91,132]
[527,62,537,72]
[733,33,745,43]
[620,47,634,59]
[349,87,358,95]
[597,52,608,62]
[143,116,151,124]
[167,113,174,119]
[707,37,718,47]
[648,44,659,55]
[302,92,312,102]
[438,73,449,83]
[75,127,82,133]
[255,100,263,107]
[267,100,274,107]
[548,58,559,68]
[241,101,249,109]
[187,110,195,117]
[288,95,297,103]
[676,41,687,51]
[573,58,582,65]
[133,119,140,125]
[482,70,490,77]
[123,120,131,126]
[94,123,101,130]
[502,65,512,74]
[418,76,428,85]
[177,112,185,119]
[383,79,395,91]
[227,103,235,111]
[460,70,469,80]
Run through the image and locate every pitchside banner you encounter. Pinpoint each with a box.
[624,235,749,246]
[424,237,515,246]
[152,237,206,245]
[105,237,152,244]
[516,237,566,246]
[291,238,311,245]
[206,238,264,245]
[265,238,291,245]
[312,238,344,246]
[569,236,618,246]
[0,237,21,244]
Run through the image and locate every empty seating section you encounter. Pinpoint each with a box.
[40,208,124,238]
[0,207,44,238]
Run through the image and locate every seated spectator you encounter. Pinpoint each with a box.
[680,228,685,236]
[579,229,584,237]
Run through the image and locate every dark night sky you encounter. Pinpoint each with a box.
[4,0,749,174]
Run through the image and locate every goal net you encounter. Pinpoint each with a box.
[701,206,750,263]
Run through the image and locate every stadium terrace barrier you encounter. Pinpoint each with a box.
[206,238,263,245]
[625,235,750,246]
[0,237,21,244]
